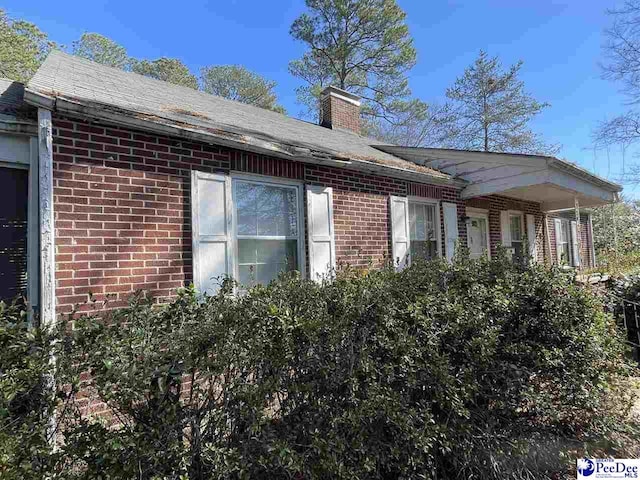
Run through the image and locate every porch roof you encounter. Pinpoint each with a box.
[373,146,622,211]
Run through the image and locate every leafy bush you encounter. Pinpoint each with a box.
[0,301,58,479]
[591,198,640,275]
[604,273,640,364]
[1,256,634,479]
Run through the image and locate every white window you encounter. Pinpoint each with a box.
[234,179,302,287]
[500,210,525,262]
[558,219,572,265]
[192,172,306,294]
[409,201,440,261]
[554,218,579,267]
[509,213,524,261]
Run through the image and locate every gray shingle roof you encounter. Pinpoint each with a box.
[27,51,450,181]
[0,79,36,121]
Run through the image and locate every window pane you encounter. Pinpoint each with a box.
[410,240,438,261]
[561,221,569,243]
[510,215,522,241]
[410,203,437,242]
[412,204,426,240]
[235,181,298,237]
[237,239,297,286]
[0,168,28,301]
[512,241,524,263]
[236,182,258,235]
[257,185,297,236]
[409,203,416,239]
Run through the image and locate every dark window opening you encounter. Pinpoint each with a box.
[0,167,28,302]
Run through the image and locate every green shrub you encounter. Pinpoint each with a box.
[0,300,58,479]
[52,255,633,480]
[0,256,633,478]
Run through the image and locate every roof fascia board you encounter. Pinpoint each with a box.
[545,166,619,202]
[25,90,462,188]
[23,88,55,110]
[548,159,621,192]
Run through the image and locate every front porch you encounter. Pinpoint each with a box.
[376,146,622,268]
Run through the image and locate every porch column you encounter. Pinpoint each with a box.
[38,108,55,327]
[574,197,582,268]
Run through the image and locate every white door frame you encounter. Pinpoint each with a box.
[465,207,491,259]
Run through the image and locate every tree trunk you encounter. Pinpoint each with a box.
[484,123,489,152]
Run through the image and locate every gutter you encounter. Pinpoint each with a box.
[24,88,464,188]
[0,117,38,136]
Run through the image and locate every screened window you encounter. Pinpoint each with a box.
[409,202,439,261]
[234,180,300,287]
[0,167,28,301]
[509,214,524,262]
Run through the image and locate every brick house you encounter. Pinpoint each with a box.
[0,51,621,326]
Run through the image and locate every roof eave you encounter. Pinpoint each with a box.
[547,158,622,193]
[24,89,462,188]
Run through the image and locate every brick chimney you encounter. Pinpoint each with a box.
[319,86,361,134]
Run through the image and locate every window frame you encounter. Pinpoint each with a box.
[506,210,525,261]
[230,172,306,285]
[0,136,39,323]
[558,218,573,266]
[465,207,491,259]
[407,196,442,261]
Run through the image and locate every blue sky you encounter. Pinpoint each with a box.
[5,0,637,198]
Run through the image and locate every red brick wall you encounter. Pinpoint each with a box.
[52,117,456,314]
[465,195,546,263]
[52,116,553,316]
[53,119,233,314]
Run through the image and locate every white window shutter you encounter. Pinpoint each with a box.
[500,211,511,248]
[570,220,580,267]
[306,185,336,281]
[191,170,233,295]
[390,195,410,270]
[442,202,459,261]
[526,214,537,262]
[554,218,562,264]
[500,210,513,259]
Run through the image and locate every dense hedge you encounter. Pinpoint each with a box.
[0,254,634,479]
[0,301,58,479]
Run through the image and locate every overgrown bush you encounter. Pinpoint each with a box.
[0,301,58,479]
[1,255,634,479]
[605,273,640,364]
